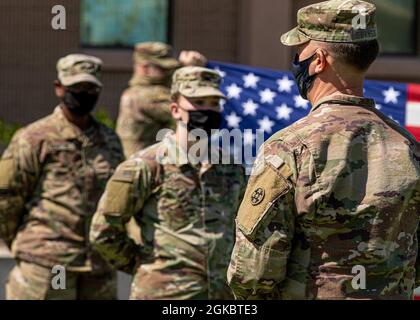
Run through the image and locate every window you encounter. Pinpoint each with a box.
[81,0,170,48]
[372,0,418,55]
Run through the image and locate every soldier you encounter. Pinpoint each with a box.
[90,66,246,300]
[116,42,207,158]
[228,0,420,300]
[116,43,208,244]
[0,54,124,299]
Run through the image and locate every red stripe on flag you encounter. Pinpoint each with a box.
[408,84,420,102]
[406,126,420,141]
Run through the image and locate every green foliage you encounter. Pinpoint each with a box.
[0,119,21,152]
[0,109,116,153]
[94,108,116,130]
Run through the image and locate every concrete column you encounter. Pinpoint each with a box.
[237,0,294,70]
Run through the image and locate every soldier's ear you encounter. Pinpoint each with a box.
[314,49,328,74]
[171,102,182,121]
[54,80,65,98]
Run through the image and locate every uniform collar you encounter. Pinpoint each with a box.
[52,106,107,145]
[311,94,376,113]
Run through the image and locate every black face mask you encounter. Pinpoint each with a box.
[186,110,222,137]
[291,53,317,100]
[62,90,99,116]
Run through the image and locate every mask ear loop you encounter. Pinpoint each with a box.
[295,52,317,65]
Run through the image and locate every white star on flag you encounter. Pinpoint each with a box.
[225,111,242,128]
[214,67,226,78]
[219,99,226,112]
[294,95,309,109]
[243,73,260,89]
[382,87,401,104]
[226,83,242,99]
[276,103,293,120]
[277,76,294,93]
[243,130,255,146]
[259,88,277,104]
[242,99,259,116]
[258,116,275,133]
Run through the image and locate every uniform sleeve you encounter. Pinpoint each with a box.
[89,159,155,274]
[141,99,174,129]
[0,131,41,248]
[227,143,297,300]
[116,93,141,158]
[116,91,174,158]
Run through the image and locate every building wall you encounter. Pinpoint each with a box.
[0,0,81,125]
[0,0,245,125]
[172,0,241,63]
[1,0,418,127]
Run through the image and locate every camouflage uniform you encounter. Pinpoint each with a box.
[0,54,124,300]
[116,42,181,158]
[91,67,246,300]
[228,0,420,300]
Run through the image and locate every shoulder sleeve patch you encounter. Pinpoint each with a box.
[112,168,135,183]
[0,158,15,188]
[102,168,137,216]
[237,161,293,238]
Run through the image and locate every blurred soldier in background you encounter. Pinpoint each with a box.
[116,42,207,245]
[90,66,246,300]
[228,0,420,300]
[0,54,124,299]
[116,42,207,159]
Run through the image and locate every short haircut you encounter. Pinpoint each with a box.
[328,39,380,71]
[171,92,180,102]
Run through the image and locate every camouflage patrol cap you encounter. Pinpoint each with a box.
[281,0,377,46]
[171,66,226,99]
[133,42,180,69]
[57,54,103,87]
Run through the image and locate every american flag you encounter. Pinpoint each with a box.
[208,61,420,151]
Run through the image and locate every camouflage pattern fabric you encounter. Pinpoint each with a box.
[228,94,420,300]
[90,135,246,299]
[281,0,377,46]
[57,53,103,87]
[116,42,181,158]
[6,260,116,300]
[171,66,226,99]
[133,42,180,69]
[116,78,175,158]
[0,106,124,274]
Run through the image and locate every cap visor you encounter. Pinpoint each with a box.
[153,57,181,70]
[60,74,103,87]
[181,87,227,99]
[280,26,310,46]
